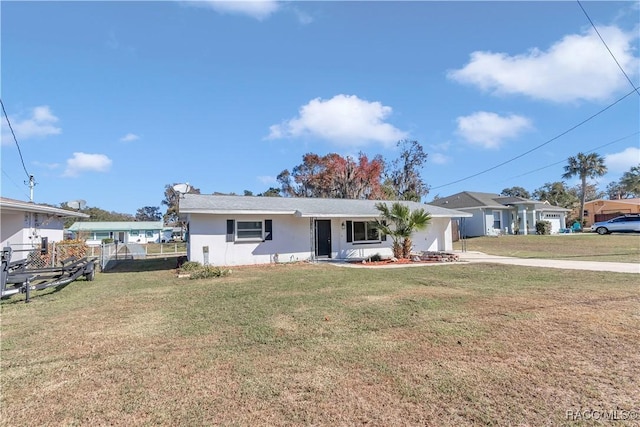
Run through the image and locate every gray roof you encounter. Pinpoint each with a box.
[179,194,472,218]
[428,191,570,212]
[0,197,90,218]
[68,221,164,231]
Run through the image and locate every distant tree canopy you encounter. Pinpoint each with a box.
[60,203,134,228]
[135,206,162,221]
[619,164,640,197]
[257,187,281,197]
[532,181,578,210]
[162,183,201,225]
[277,152,385,199]
[501,186,531,199]
[383,140,429,202]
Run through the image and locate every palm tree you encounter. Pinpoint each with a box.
[375,202,431,259]
[562,153,607,225]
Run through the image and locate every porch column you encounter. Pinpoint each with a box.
[520,208,527,235]
[531,209,536,234]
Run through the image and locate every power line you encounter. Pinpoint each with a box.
[430,86,639,190]
[577,0,640,97]
[1,169,32,200]
[503,130,640,181]
[0,98,31,180]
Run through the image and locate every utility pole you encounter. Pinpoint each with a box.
[28,175,35,202]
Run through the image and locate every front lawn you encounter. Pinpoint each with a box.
[454,234,640,263]
[1,259,638,426]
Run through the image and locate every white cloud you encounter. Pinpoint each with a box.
[1,105,61,145]
[120,133,140,142]
[605,147,640,173]
[267,94,408,147]
[456,111,532,149]
[448,26,639,103]
[430,153,451,165]
[182,0,280,20]
[63,152,112,177]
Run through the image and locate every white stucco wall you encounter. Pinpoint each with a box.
[1,211,65,262]
[188,214,314,266]
[187,213,455,266]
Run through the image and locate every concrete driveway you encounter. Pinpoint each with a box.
[457,251,640,274]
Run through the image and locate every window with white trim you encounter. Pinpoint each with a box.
[145,231,154,238]
[351,221,381,242]
[237,221,263,240]
[227,219,273,242]
[492,211,501,229]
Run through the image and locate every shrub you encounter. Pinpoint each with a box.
[188,265,231,280]
[179,261,202,272]
[535,220,552,235]
[369,253,383,262]
[101,238,114,244]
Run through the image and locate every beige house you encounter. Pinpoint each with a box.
[582,198,640,227]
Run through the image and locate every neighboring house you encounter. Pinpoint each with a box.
[582,198,640,227]
[67,221,166,245]
[1,197,89,262]
[428,191,570,237]
[178,194,471,266]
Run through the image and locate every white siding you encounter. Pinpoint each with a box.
[461,208,485,237]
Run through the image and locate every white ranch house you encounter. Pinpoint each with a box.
[428,191,570,237]
[178,194,471,266]
[67,221,169,245]
[1,197,89,262]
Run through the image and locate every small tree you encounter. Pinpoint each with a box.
[375,202,431,258]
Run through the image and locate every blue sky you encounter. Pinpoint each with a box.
[2,0,639,215]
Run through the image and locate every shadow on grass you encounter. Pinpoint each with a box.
[1,280,80,304]
[102,256,181,273]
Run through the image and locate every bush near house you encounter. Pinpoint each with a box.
[535,220,552,235]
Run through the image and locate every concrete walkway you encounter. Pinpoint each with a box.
[331,252,639,274]
[456,251,640,274]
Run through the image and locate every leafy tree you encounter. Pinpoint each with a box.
[60,203,134,228]
[532,181,578,210]
[257,187,282,197]
[162,183,201,225]
[562,153,607,225]
[619,164,640,197]
[501,186,531,199]
[605,182,630,200]
[243,190,254,196]
[135,206,162,221]
[383,140,430,202]
[375,202,431,259]
[277,152,385,199]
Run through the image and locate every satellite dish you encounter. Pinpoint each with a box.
[66,199,87,210]
[172,183,191,196]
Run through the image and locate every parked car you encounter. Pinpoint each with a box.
[592,214,640,235]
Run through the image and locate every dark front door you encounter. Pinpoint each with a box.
[315,220,331,258]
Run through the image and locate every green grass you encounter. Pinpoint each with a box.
[455,234,640,263]
[1,258,638,426]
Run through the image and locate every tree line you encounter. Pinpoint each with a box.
[57,147,639,228]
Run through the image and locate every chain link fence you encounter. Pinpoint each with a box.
[20,241,186,272]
